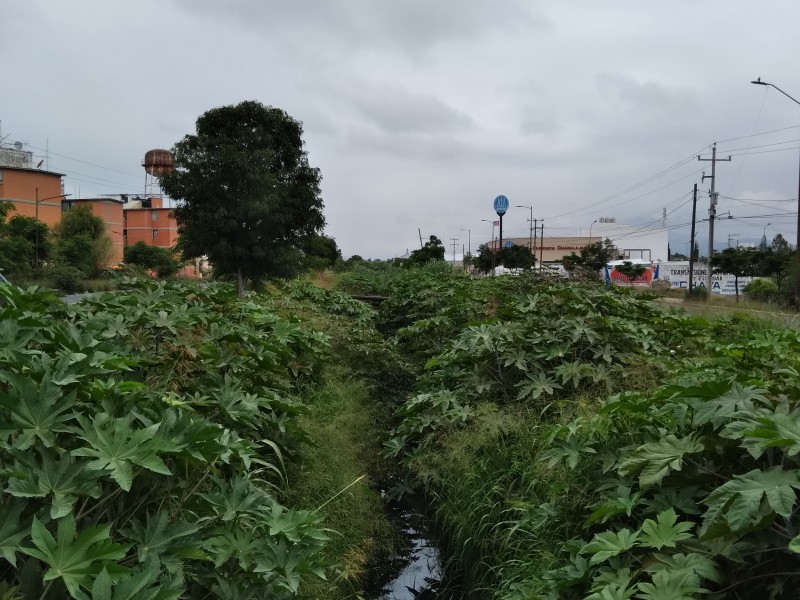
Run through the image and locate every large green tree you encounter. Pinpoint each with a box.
[562,238,618,279]
[54,204,113,278]
[124,241,182,278]
[299,233,341,271]
[499,244,535,270]
[709,246,759,301]
[404,235,446,268]
[160,101,325,294]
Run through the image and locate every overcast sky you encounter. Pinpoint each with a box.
[3,1,800,258]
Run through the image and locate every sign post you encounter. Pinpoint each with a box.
[493,195,509,257]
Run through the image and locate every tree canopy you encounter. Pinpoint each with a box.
[160,100,325,294]
[54,204,113,278]
[124,242,182,278]
[405,235,445,268]
[562,238,619,279]
[709,247,759,301]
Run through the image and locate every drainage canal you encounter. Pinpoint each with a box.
[367,498,446,599]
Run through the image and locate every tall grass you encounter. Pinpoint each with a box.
[285,371,398,598]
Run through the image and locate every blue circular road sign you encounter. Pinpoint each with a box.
[493,195,509,215]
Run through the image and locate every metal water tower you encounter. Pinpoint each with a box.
[142,149,174,197]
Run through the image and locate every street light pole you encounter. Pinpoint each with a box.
[516,204,534,270]
[35,187,38,270]
[481,219,496,274]
[751,77,800,305]
[34,189,72,270]
[589,219,599,241]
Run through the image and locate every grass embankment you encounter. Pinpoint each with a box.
[286,371,397,598]
[275,279,413,598]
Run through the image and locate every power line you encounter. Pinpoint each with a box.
[716,123,800,145]
[26,144,142,179]
[545,148,707,220]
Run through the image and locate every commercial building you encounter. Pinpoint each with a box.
[497,217,669,264]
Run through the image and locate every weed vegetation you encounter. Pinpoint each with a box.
[355,264,800,599]
[0,279,339,598]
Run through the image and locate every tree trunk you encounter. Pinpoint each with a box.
[237,266,245,297]
[734,275,739,302]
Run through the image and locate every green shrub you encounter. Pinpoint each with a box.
[744,277,780,302]
[41,264,87,293]
[685,286,708,301]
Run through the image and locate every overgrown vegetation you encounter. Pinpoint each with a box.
[347,263,800,599]
[0,280,334,598]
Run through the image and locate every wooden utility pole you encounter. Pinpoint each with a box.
[539,221,545,272]
[450,237,459,265]
[698,143,731,293]
[688,184,698,292]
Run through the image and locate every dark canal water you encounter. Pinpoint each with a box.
[366,496,453,599]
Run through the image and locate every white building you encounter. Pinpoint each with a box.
[590,217,669,262]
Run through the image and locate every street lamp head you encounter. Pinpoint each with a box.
[751,77,768,86]
[515,204,531,209]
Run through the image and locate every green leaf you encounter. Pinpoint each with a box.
[0,502,30,567]
[638,508,694,550]
[723,406,800,459]
[581,528,640,565]
[635,569,697,600]
[618,435,704,487]
[702,468,800,535]
[692,383,769,429]
[586,582,637,600]
[0,372,77,449]
[72,415,172,491]
[122,511,200,564]
[21,515,128,597]
[643,552,720,591]
[516,371,563,401]
[6,450,102,519]
[789,533,800,554]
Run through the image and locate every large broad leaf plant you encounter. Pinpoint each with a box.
[0,280,330,599]
[379,272,800,599]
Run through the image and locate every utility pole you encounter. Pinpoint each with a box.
[35,187,39,270]
[698,143,731,293]
[450,237,459,265]
[689,184,698,292]
[727,233,740,248]
[460,229,471,257]
[532,218,538,270]
[539,221,545,272]
[418,228,423,249]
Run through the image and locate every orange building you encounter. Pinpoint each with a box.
[0,147,65,227]
[122,195,203,277]
[122,196,179,248]
[62,197,125,265]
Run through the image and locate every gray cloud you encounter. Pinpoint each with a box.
[4,0,800,259]
[346,81,473,135]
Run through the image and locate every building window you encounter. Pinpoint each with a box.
[151,210,157,222]
[0,170,3,183]
[152,229,158,240]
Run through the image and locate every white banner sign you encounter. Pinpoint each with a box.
[659,261,753,296]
